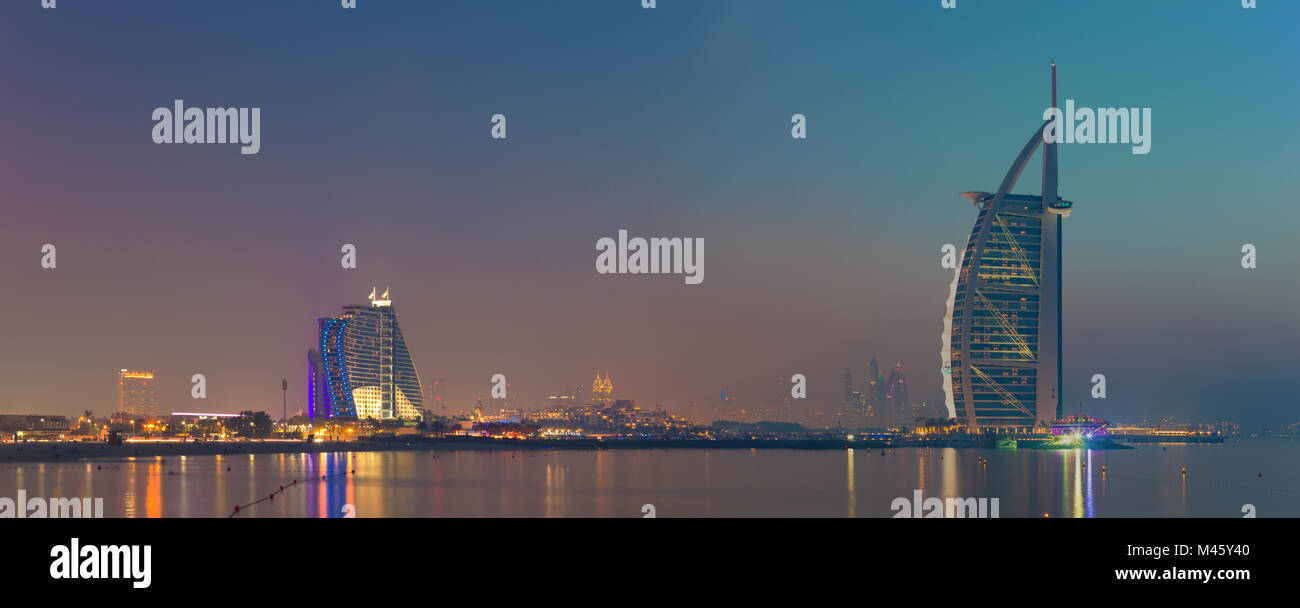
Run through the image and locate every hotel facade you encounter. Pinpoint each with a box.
[117,369,157,416]
[943,63,1074,432]
[308,289,424,421]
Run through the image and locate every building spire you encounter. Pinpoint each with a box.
[1043,60,1059,205]
[1050,59,1057,109]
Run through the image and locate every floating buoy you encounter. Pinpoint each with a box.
[1043,513,1050,518]
[1102,465,1107,473]
[233,505,240,512]
[269,494,274,500]
[1181,467,1187,476]
[1258,472,1263,478]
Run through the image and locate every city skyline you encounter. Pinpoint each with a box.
[2,1,1297,428]
[4,5,1299,597]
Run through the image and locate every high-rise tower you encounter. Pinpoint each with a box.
[308,288,424,421]
[945,62,1073,432]
[866,356,885,418]
[888,363,908,423]
[117,369,157,416]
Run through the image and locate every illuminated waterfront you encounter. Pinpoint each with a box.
[1,440,1294,518]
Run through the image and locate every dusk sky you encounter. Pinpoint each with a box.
[1,1,1296,427]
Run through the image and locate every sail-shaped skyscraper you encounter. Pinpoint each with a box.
[944,62,1074,433]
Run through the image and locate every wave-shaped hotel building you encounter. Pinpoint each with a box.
[308,288,425,421]
[942,62,1074,433]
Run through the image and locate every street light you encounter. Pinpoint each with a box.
[281,379,288,428]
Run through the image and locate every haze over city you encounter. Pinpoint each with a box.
[1,0,1297,427]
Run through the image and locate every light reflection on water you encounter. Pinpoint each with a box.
[0,440,1294,517]
[846,449,854,518]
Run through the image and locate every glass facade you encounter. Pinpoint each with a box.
[952,192,1061,430]
[309,298,424,421]
[948,65,1072,432]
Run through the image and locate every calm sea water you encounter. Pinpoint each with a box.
[1,440,1296,517]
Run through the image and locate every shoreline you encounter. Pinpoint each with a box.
[0,439,521,463]
[0,434,1209,463]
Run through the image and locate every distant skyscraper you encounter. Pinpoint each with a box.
[842,367,867,425]
[308,288,424,421]
[888,363,908,423]
[866,357,885,417]
[429,378,447,417]
[117,369,157,416]
[946,62,1073,432]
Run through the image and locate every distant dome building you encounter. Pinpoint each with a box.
[592,372,615,402]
